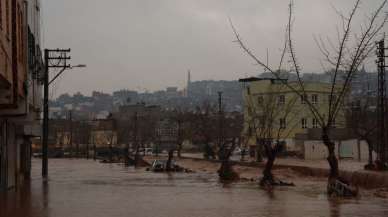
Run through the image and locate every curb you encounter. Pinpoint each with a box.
[180,156,388,189]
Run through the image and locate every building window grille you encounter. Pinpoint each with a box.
[312,118,318,128]
[278,95,285,105]
[302,118,308,129]
[312,94,318,104]
[301,94,307,104]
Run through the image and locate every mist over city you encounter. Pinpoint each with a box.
[1,1,388,217]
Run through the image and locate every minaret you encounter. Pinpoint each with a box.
[360,64,366,74]
[188,70,191,85]
[187,70,191,97]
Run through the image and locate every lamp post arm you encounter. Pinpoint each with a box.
[48,67,67,86]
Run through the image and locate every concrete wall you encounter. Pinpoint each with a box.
[303,139,377,161]
[284,138,295,151]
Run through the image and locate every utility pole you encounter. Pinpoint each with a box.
[93,133,96,161]
[376,37,388,169]
[42,49,71,178]
[133,112,139,166]
[86,127,89,160]
[42,49,50,178]
[69,110,73,158]
[218,92,223,149]
[125,124,130,166]
[176,116,182,158]
[109,118,115,163]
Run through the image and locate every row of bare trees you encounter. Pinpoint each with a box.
[230,0,387,196]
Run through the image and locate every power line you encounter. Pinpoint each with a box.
[376,37,388,169]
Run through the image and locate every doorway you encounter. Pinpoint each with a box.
[0,121,7,190]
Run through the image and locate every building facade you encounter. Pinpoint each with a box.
[240,78,346,152]
[0,0,42,191]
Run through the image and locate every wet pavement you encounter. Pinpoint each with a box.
[183,153,371,172]
[1,158,388,217]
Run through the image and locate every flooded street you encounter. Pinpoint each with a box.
[1,159,388,217]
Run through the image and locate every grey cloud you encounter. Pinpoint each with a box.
[42,0,388,97]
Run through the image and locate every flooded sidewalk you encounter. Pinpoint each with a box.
[1,158,388,217]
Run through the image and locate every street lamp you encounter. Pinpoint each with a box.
[42,48,87,178]
[49,64,87,85]
[71,64,87,69]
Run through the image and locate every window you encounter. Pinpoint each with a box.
[18,6,23,62]
[280,118,286,129]
[301,118,308,129]
[312,94,318,104]
[257,96,263,105]
[0,0,3,29]
[312,118,318,128]
[5,0,9,36]
[301,94,307,104]
[278,95,285,105]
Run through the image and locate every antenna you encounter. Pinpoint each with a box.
[264,48,269,73]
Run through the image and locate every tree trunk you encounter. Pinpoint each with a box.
[166,150,174,171]
[124,143,130,166]
[322,132,339,180]
[86,143,89,159]
[218,160,238,181]
[177,144,182,158]
[143,143,146,157]
[93,144,96,161]
[134,144,140,167]
[256,138,263,162]
[260,142,276,186]
[366,139,373,165]
[218,139,239,181]
[109,143,113,162]
[262,153,275,183]
[323,130,358,196]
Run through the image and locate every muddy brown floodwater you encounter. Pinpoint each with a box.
[1,159,388,217]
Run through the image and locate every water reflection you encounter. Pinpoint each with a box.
[0,174,49,217]
[0,159,387,217]
[329,198,341,217]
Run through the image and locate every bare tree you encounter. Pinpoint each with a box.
[243,80,298,187]
[132,111,158,166]
[217,112,243,181]
[171,107,188,158]
[231,0,387,195]
[347,96,378,167]
[192,101,218,160]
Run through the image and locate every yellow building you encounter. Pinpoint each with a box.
[90,130,118,148]
[239,77,346,151]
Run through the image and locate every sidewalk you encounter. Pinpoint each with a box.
[181,153,388,189]
[182,153,366,172]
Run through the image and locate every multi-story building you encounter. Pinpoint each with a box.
[0,0,42,191]
[240,77,346,152]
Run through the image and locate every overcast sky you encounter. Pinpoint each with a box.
[41,0,387,97]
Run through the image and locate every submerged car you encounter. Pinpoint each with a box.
[151,160,165,172]
[150,160,182,172]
